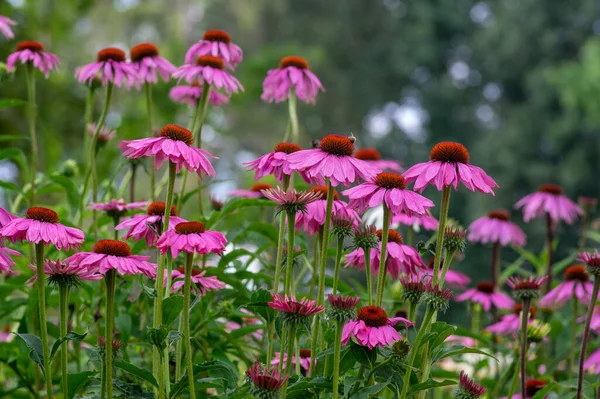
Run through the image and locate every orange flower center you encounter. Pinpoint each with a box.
[279,56,309,69]
[159,124,194,146]
[538,184,563,195]
[146,202,178,216]
[16,41,44,52]
[487,209,510,221]
[26,207,59,223]
[429,142,469,164]
[319,135,355,156]
[130,43,159,61]
[93,240,131,257]
[97,48,126,63]
[357,306,388,327]
[202,29,231,43]
[299,349,311,358]
[309,186,340,200]
[176,266,203,276]
[565,265,589,282]
[196,55,225,70]
[354,148,382,161]
[274,142,302,154]
[251,183,274,192]
[376,229,403,244]
[174,221,206,235]
[476,281,495,294]
[374,172,406,190]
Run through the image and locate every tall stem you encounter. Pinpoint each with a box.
[309,231,322,297]
[332,321,343,399]
[183,253,196,399]
[332,236,344,295]
[281,323,297,399]
[193,82,212,218]
[432,186,451,287]
[25,63,37,207]
[491,242,500,290]
[364,248,373,305]
[284,211,297,295]
[273,175,292,293]
[545,214,554,293]
[375,205,391,307]
[59,284,70,399]
[35,243,52,397]
[104,269,117,399]
[176,105,200,213]
[520,298,531,399]
[266,322,274,367]
[577,278,600,399]
[82,88,95,167]
[129,163,138,203]
[569,296,579,378]
[145,82,156,201]
[287,90,299,144]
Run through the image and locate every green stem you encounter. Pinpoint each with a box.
[145,82,156,201]
[375,205,391,307]
[193,82,212,218]
[100,354,106,399]
[281,323,297,399]
[294,337,301,376]
[471,303,481,334]
[309,231,322,297]
[59,284,70,399]
[408,302,417,323]
[520,298,531,399]
[183,253,196,399]
[104,269,117,399]
[493,353,517,399]
[432,186,451,287]
[287,90,299,144]
[273,211,287,293]
[284,211,297,295]
[576,278,600,399]
[507,357,520,399]
[406,227,414,247]
[332,236,344,295]
[83,88,94,169]
[175,105,199,214]
[364,248,373,305]
[332,321,343,399]
[278,327,287,374]
[35,243,52,398]
[25,63,37,207]
[175,315,183,381]
[266,322,274,367]
[569,296,579,378]
[438,250,455,288]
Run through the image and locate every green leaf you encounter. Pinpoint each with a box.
[512,246,543,270]
[162,295,184,326]
[142,285,157,298]
[50,331,87,362]
[170,360,237,398]
[0,99,26,108]
[168,330,183,347]
[350,341,377,368]
[432,345,497,363]
[0,135,28,142]
[287,377,333,398]
[407,379,456,394]
[227,325,263,340]
[349,378,391,399]
[48,174,81,217]
[147,325,168,353]
[67,371,97,399]
[244,288,276,324]
[114,359,158,388]
[0,148,29,176]
[113,379,153,398]
[531,381,558,398]
[14,333,45,375]
[237,222,279,244]
[0,180,18,191]
[428,322,457,351]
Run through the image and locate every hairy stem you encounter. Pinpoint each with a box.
[25,63,37,207]
[35,243,52,398]
[183,252,196,399]
[287,90,299,144]
[104,270,117,399]
[577,278,600,399]
[432,186,451,287]
[59,284,70,399]
[284,211,297,295]
[332,236,344,295]
[281,323,297,399]
[520,298,531,399]
[375,205,391,307]
[332,320,344,399]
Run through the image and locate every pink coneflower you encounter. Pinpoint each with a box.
[506,275,548,301]
[455,281,515,311]
[343,172,434,216]
[0,241,20,274]
[121,124,217,176]
[245,142,310,183]
[0,207,15,227]
[115,202,186,246]
[286,135,381,187]
[0,207,84,251]
[268,293,324,325]
[295,186,360,235]
[169,81,230,107]
[26,259,102,286]
[454,371,487,398]
[224,308,263,341]
[261,187,321,215]
[129,43,176,89]
[539,265,594,308]
[271,350,312,372]
[515,184,582,224]
[584,349,600,374]
[354,148,402,172]
[468,209,526,247]
[230,183,274,199]
[341,305,413,349]
[327,294,361,322]
[403,142,498,194]
[89,198,148,218]
[486,304,536,335]
[185,30,243,70]
[65,239,156,277]
[87,122,116,146]
[7,41,60,78]
[156,221,227,258]
[261,56,324,104]
[75,48,137,87]
[392,210,439,231]
[168,266,225,295]
[246,361,288,397]
[345,230,426,279]
[0,16,16,39]
[173,55,243,95]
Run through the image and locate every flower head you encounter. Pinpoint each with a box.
[185,30,243,69]
[0,207,84,251]
[341,306,413,349]
[245,142,310,183]
[261,187,321,215]
[486,304,536,335]
[527,320,550,343]
[286,134,381,187]
[129,43,175,89]
[421,282,453,313]
[87,122,116,147]
[389,340,410,363]
[156,221,227,257]
[65,240,156,277]
[354,148,402,172]
[245,361,287,399]
[295,186,360,235]
[506,275,548,301]
[98,336,124,357]
[0,16,16,39]
[352,224,379,250]
[443,226,467,253]
[167,266,225,295]
[332,215,355,239]
[453,371,487,399]
[115,202,186,245]
[169,81,230,107]
[539,265,593,307]
[268,293,324,327]
[403,142,498,194]
[261,56,324,104]
[121,124,217,177]
[467,209,527,247]
[578,250,600,278]
[327,294,360,323]
[173,55,243,95]
[75,47,137,87]
[392,210,439,231]
[455,281,515,311]
[515,184,582,224]
[400,275,426,304]
[584,348,600,374]
[7,41,60,78]
[26,259,102,287]
[230,183,273,199]
[89,198,147,219]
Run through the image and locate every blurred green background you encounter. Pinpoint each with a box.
[1,0,599,317]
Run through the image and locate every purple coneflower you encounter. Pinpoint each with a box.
[453,371,487,399]
[393,210,439,231]
[354,148,402,172]
[129,43,175,89]
[168,266,225,295]
[539,265,595,308]
[26,259,102,286]
[262,56,324,104]
[584,349,600,374]
[268,293,324,325]
[7,41,60,78]
[261,187,321,215]
[173,55,243,95]
[87,122,116,147]
[230,182,274,199]
[245,361,288,398]
[185,30,243,69]
[295,186,360,235]
[455,281,515,311]
[89,198,148,218]
[341,305,413,349]
[0,16,16,39]
[75,48,137,88]
[506,276,548,301]
[245,142,309,184]
[468,209,526,247]
[169,81,230,107]
[0,241,19,274]
[515,184,582,224]
[486,304,536,335]
[115,202,186,246]
[156,221,227,258]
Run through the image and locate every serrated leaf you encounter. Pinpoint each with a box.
[14,333,45,375]
[350,341,377,368]
[162,295,184,326]
[244,288,276,324]
[67,371,97,399]
[50,331,87,362]
[114,359,158,388]
[349,377,391,399]
[147,325,168,353]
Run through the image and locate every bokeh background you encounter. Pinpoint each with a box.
[2,0,600,322]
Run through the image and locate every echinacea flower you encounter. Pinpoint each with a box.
[245,361,288,398]
[0,207,15,227]
[584,348,600,374]
[245,142,311,183]
[341,305,413,349]
[515,184,582,224]
[156,221,227,257]
[89,198,148,219]
[129,43,176,89]
[271,350,312,373]
[268,293,324,326]
[230,183,274,199]
[0,16,16,39]
[453,371,487,399]
[343,172,434,216]
[539,265,595,308]
[400,274,426,305]
[345,230,426,279]
[327,294,360,323]
[173,55,243,95]
[0,241,20,274]
[295,186,360,235]
[392,210,439,231]
[286,134,381,187]
[261,56,324,104]
[578,250,600,277]
[354,148,402,172]
[455,281,515,311]
[169,81,230,107]
[87,122,116,147]
[403,142,498,194]
[121,124,217,176]
[97,336,124,355]
[468,209,527,247]
[26,259,102,287]
[506,275,548,301]
[486,304,536,335]
[185,30,243,69]
[168,266,225,295]
[261,187,321,215]
[7,41,60,78]
[0,207,84,251]
[500,379,548,399]
[65,239,156,277]
[115,202,186,246]
[421,282,453,313]
[75,48,137,87]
